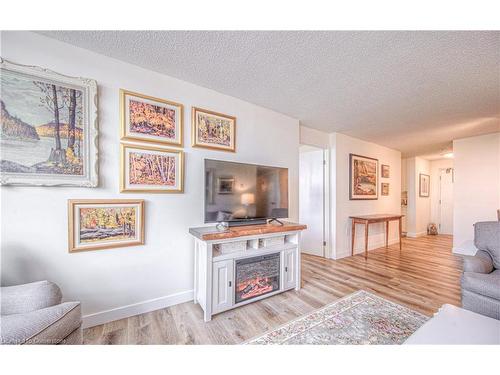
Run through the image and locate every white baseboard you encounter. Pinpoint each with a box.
[452,246,477,256]
[82,290,193,329]
[406,231,427,238]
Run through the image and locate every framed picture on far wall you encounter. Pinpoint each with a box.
[381,164,390,178]
[192,107,236,152]
[0,58,98,187]
[68,199,144,252]
[217,176,235,194]
[120,89,183,147]
[419,173,430,197]
[349,153,378,200]
[381,182,389,196]
[120,143,184,193]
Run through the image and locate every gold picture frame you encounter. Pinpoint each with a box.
[120,143,184,193]
[68,199,145,253]
[191,107,236,152]
[120,89,183,147]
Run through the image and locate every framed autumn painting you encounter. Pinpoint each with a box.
[120,89,183,147]
[349,153,378,200]
[191,107,236,152]
[68,199,144,252]
[0,58,98,187]
[120,143,184,193]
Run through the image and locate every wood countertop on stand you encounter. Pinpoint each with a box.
[189,222,307,241]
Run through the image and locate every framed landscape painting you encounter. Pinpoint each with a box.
[120,89,183,147]
[419,173,430,197]
[0,58,98,186]
[68,199,144,252]
[120,143,184,193]
[349,153,378,200]
[192,107,236,152]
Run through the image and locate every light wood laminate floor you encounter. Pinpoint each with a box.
[83,235,462,344]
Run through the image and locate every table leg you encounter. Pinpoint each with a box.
[399,218,402,251]
[364,221,369,259]
[351,220,355,256]
[385,220,389,248]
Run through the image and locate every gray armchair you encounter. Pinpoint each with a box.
[461,221,500,320]
[1,280,82,344]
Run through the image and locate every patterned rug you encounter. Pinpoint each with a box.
[246,290,428,344]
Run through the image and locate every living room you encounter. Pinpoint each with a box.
[1,2,499,374]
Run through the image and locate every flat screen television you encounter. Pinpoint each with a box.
[204,159,289,226]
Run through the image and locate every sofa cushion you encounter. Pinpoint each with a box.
[1,280,62,315]
[0,302,81,345]
[474,221,500,269]
[461,270,500,301]
[462,251,494,274]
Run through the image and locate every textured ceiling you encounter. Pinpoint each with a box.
[37,31,500,156]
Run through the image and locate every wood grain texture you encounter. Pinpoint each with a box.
[189,222,307,241]
[83,235,462,344]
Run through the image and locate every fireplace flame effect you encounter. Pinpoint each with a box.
[237,277,274,300]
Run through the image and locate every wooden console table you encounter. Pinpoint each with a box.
[189,222,307,321]
[349,214,404,259]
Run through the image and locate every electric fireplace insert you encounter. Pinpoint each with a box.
[235,253,280,304]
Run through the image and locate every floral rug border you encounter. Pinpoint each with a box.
[244,289,429,345]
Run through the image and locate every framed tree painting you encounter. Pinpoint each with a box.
[0,58,98,186]
[349,153,378,200]
[381,164,390,178]
[120,89,183,147]
[419,173,430,197]
[120,143,184,193]
[68,199,144,252]
[381,182,389,196]
[191,107,236,152]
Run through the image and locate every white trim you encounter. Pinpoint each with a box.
[82,290,193,328]
[452,246,477,256]
[406,231,427,238]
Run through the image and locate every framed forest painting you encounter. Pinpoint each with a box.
[349,153,378,200]
[0,58,98,186]
[120,89,183,147]
[191,107,236,152]
[120,143,184,193]
[68,199,144,252]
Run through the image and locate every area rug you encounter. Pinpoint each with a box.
[245,290,428,344]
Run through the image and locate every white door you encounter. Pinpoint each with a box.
[299,145,325,257]
[283,249,296,290]
[439,168,454,235]
[212,260,233,313]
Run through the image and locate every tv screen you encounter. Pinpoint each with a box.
[204,159,289,223]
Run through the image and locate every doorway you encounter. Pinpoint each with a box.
[439,168,454,235]
[299,145,327,257]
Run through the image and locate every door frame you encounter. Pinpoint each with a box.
[298,143,331,258]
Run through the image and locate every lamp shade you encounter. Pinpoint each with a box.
[241,193,255,205]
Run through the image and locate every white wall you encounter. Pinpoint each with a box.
[405,156,431,237]
[331,133,401,259]
[0,31,300,327]
[299,125,330,149]
[429,158,454,227]
[453,132,500,255]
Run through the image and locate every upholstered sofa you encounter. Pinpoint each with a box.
[461,221,500,320]
[0,280,82,344]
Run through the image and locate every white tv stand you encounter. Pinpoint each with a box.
[189,222,307,322]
